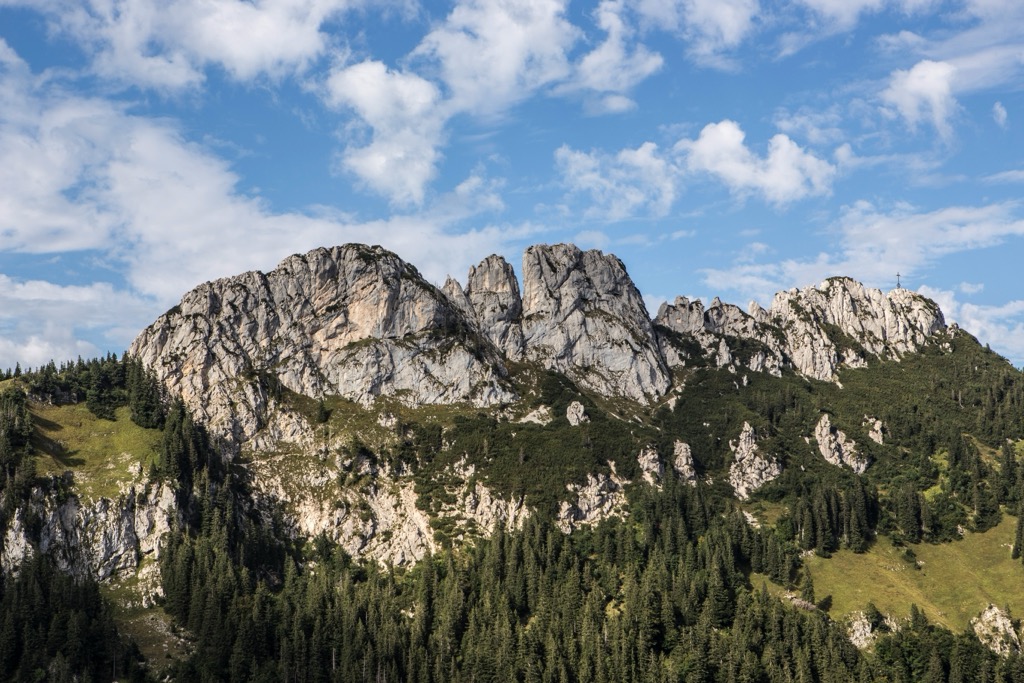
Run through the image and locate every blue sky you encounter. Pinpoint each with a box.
[2,0,1024,370]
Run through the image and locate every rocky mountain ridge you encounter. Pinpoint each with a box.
[130,243,946,452]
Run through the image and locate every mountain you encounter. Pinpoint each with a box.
[3,242,1024,681]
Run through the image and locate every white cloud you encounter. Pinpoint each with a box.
[556,142,677,220]
[984,169,1024,183]
[565,0,663,109]
[325,60,446,205]
[10,0,356,90]
[881,60,958,139]
[676,119,836,205]
[774,106,845,146]
[0,276,157,369]
[918,286,1024,366]
[959,281,985,294]
[412,0,577,118]
[795,0,885,31]
[994,101,1008,127]
[635,0,759,66]
[701,201,1024,305]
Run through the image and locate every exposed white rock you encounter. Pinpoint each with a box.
[728,422,782,500]
[656,296,785,377]
[768,278,945,382]
[1,514,32,574]
[130,244,516,446]
[518,405,553,425]
[441,275,476,321]
[566,401,590,426]
[521,244,670,403]
[672,441,698,485]
[445,481,530,537]
[847,612,877,650]
[465,255,525,360]
[637,445,663,486]
[863,416,885,445]
[973,604,1021,656]
[656,278,944,383]
[814,414,869,474]
[557,463,628,533]
[3,481,176,582]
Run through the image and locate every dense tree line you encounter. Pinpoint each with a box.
[0,555,147,681]
[10,353,165,426]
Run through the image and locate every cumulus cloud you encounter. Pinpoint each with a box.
[7,0,355,90]
[676,120,836,205]
[882,60,958,139]
[325,61,446,205]
[412,0,577,118]
[556,142,676,220]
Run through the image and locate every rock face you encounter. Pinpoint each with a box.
[130,245,516,444]
[728,423,782,500]
[814,414,869,474]
[2,480,176,582]
[656,278,945,382]
[521,244,670,403]
[972,604,1021,656]
[672,441,698,485]
[864,416,885,444]
[637,445,663,486]
[557,463,628,533]
[464,255,526,360]
[566,400,590,426]
[767,278,945,381]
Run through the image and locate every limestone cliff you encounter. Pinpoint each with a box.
[656,278,944,382]
[521,244,670,403]
[2,477,175,584]
[129,245,516,444]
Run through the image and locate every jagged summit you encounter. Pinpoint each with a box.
[656,275,945,381]
[130,243,948,447]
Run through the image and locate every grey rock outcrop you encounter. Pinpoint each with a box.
[465,255,526,360]
[656,278,944,383]
[521,244,670,403]
[672,441,698,485]
[2,480,176,582]
[728,422,782,500]
[637,445,664,486]
[814,414,869,474]
[566,400,590,426]
[767,278,944,381]
[972,604,1021,656]
[557,463,628,533]
[130,245,516,445]
[864,416,885,444]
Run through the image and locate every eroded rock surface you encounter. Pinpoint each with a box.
[2,480,176,582]
[130,245,516,445]
[728,422,781,500]
[973,604,1021,656]
[656,278,945,383]
[814,414,869,474]
[521,244,670,403]
[557,463,629,533]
